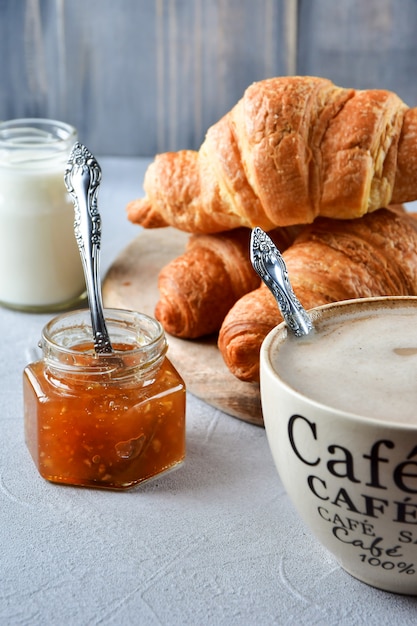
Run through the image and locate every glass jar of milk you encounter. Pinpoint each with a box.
[0,118,86,311]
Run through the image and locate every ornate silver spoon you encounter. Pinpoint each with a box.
[64,142,113,354]
[250,226,314,337]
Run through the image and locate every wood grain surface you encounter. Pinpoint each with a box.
[2,0,417,157]
[102,228,263,426]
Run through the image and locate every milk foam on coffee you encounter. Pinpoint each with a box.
[273,304,417,424]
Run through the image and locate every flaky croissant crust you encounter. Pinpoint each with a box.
[128,76,417,233]
[218,207,417,382]
[154,225,299,338]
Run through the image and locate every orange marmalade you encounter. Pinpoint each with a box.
[23,309,186,490]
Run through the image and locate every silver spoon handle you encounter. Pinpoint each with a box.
[64,143,113,354]
[250,227,314,337]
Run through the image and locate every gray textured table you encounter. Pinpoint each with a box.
[1,158,417,625]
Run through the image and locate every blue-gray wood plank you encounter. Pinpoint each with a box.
[1,0,416,156]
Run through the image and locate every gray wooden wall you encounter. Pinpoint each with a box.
[1,0,417,157]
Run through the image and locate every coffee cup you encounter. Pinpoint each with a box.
[260,296,417,595]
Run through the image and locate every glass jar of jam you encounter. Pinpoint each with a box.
[23,308,186,490]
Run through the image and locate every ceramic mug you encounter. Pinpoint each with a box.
[260,296,417,595]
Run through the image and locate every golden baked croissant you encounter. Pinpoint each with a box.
[127,76,417,233]
[218,206,417,383]
[155,226,299,338]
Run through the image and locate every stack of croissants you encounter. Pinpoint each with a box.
[127,76,417,384]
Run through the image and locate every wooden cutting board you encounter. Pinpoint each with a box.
[102,228,263,426]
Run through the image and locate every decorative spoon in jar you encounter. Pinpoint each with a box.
[64,142,113,354]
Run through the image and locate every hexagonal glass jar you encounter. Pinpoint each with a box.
[23,308,186,490]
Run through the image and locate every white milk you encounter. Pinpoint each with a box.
[273,304,417,424]
[0,119,85,310]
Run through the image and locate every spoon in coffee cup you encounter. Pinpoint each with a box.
[250,227,314,338]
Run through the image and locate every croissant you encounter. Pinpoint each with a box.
[127,76,417,233]
[218,206,417,382]
[155,225,299,338]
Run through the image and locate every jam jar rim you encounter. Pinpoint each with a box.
[40,308,168,379]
